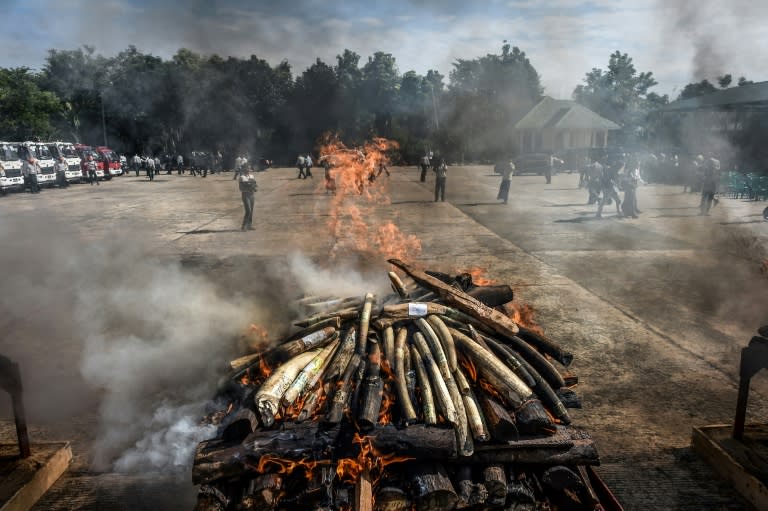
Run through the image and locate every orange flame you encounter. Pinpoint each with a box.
[258,358,273,380]
[504,302,544,335]
[255,455,325,482]
[479,378,505,403]
[316,133,421,262]
[336,433,414,485]
[459,354,478,382]
[458,267,497,286]
[248,324,270,350]
[378,386,395,426]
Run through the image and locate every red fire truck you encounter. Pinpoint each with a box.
[95,146,123,177]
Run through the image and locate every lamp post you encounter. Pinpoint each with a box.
[100,91,108,147]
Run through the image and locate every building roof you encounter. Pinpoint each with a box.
[663,81,768,112]
[515,97,621,131]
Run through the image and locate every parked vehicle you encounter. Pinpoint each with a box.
[95,146,122,177]
[17,142,56,186]
[512,153,557,176]
[0,142,24,193]
[73,144,105,179]
[48,142,84,183]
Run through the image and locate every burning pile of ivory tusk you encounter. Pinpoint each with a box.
[193,260,604,511]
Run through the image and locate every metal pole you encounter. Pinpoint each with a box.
[101,92,108,147]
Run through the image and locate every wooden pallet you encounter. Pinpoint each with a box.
[0,442,72,511]
[691,424,768,511]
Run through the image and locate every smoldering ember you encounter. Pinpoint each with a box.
[1,2,768,511]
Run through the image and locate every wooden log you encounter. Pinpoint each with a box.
[515,399,556,435]
[194,486,228,511]
[483,464,507,506]
[516,326,573,367]
[466,284,515,308]
[358,339,384,430]
[355,469,373,511]
[388,259,520,338]
[240,474,283,510]
[294,307,360,328]
[479,395,518,442]
[375,486,410,511]
[452,465,487,508]
[407,463,459,511]
[221,407,259,443]
[556,387,582,409]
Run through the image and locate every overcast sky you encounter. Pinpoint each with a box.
[2,0,766,98]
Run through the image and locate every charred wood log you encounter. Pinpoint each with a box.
[483,464,507,506]
[407,463,458,511]
[375,486,410,511]
[452,465,487,509]
[358,339,384,430]
[388,259,520,338]
[193,424,597,485]
[466,285,515,308]
[239,474,282,510]
[556,387,582,409]
[515,399,556,436]
[479,395,518,442]
[221,407,259,443]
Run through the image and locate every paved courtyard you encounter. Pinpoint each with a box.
[1,166,767,510]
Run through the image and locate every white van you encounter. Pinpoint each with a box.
[48,142,84,183]
[18,142,56,187]
[0,142,24,193]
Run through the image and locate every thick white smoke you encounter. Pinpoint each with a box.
[77,255,254,472]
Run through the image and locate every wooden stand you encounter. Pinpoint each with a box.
[691,333,768,511]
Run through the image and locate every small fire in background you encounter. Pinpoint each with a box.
[247,323,270,350]
[460,267,497,286]
[505,303,545,335]
[316,133,421,262]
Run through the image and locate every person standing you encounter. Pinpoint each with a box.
[433,158,447,202]
[699,157,720,215]
[238,166,258,231]
[596,158,621,218]
[154,156,161,177]
[54,155,69,188]
[146,155,155,181]
[304,154,313,178]
[176,154,184,175]
[296,154,306,179]
[620,159,640,218]
[85,155,99,186]
[497,159,514,204]
[420,154,431,182]
[132,154,142,176]
[22,156,41,193]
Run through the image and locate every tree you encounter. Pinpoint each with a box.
[738,76,754,87]
[573,51,663,143]
[0,68,61,140]
[717,74,732,89]
[677,79,717,100]
[443,43,542,161]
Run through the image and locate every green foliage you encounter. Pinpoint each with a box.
[441,44,543,162]
[678,79,717,100]
[0,67,61,140]
[573,51,664,144]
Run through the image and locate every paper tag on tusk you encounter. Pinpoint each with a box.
[408,303,428,316]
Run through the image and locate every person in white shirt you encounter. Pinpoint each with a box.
[238,166,258,230]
